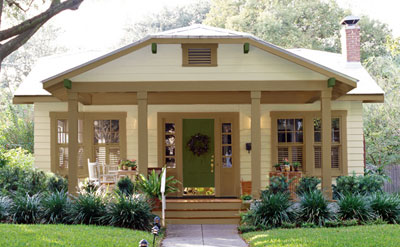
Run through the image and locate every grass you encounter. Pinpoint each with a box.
[242,225,400,247]
[0,224,163,247]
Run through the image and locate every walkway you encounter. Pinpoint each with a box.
[161,224,248,247]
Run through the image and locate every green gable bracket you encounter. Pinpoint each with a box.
[151,43,157,54]
[243,43,250,54]
[63,79,72,89]
[327,77,336,88]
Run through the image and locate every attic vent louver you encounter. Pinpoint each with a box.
[182,44,218,67]
[188,47,211,65]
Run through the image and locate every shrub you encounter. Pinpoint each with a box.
[242,192,296,228]
[79,179,100,194]
[101,194,153,230]
[263,175,294,195]
[41,191,71,224]
[1,148,34,169]
[67,193,106,225]
[47,175,68,193]
[296,177,320,196]
[369,193,400,223]
[117,177,135,196]
[297,190,336,226]
[301,222,317,228]
[337,194,375,222]
[325,220,341,227]
[137,169,180,200]
[340,219,358,227]
[0,196,13,221]
[281,222,296,229]
[11,193,42,224]
[237,225,258,233]
[333,173,385,199]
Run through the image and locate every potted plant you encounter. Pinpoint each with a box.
[283,158,291,172]
[137,168,180,209]
[119,159,137,170]
[292,161,300,172]
[274,163,281,171]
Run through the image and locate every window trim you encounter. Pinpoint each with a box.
[50,112,127,177]
[271,111,347,177]
[181,44,218,67]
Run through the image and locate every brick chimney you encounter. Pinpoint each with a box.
[340,16,361,62]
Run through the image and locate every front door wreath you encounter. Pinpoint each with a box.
[187,133,210,156]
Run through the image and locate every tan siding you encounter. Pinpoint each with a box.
[71,44,328,82]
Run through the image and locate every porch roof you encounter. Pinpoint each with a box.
[13,25,383,103]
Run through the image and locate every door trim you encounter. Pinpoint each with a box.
[157,112,240,197]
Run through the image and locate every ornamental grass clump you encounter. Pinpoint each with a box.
[67,192,107,225]
[242,192,296,228]
[11,193,42,224]
[117,177,136,196]
[101,194,153,230]
[0,196,13,222]
[41,190,71,224]
[370,193,400,223]
[297,190,336,226]
[337,193,375,223]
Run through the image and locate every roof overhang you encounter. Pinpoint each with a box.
[41,36,358,99]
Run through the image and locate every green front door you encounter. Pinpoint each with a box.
[182,119,214,188]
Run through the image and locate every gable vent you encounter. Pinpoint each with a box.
[188,48,212,65]
[182,44,218,67]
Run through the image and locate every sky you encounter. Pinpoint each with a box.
[48,0,400,51]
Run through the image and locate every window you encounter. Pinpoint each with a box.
[222,123,233,168]
[182,44,218,66]
[271,111,347,176]
[93,120,120,166]
[276,118,304,168]
[55,119,84,169]
[314,117,341,169]
[164,123,176,168]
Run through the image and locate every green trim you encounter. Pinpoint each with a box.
[243,43,250,54]
[63,79,72,89]
[328,77,336,88]
[151,43,157,54]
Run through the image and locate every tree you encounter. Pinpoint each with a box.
[0,0,84,66]
[120,0,210,44]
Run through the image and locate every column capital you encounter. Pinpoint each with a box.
[320,88,332,99]
[251,91,261,99]
[137,91,148,100]
[67,92,78,101]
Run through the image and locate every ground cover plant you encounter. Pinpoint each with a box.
[242,225,400,247]
[0,224,163,247]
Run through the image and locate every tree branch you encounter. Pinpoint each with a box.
[0,0,83,42]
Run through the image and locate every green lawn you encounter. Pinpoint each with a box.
[242,225,400,247]
[0,224,162,247]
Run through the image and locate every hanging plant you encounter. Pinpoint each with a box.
[187,133,210,156]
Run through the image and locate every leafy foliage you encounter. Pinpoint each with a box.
[137,169,180,200]
[369,193,400,223]
[242,192,296,228]
[296,177,321,196]
[101,194,153,230]
[47,175,68,193]
[337,194,375,222]
[41,190,71,224]
[0,196,13,221]
[68,193,107,225]
[116,177,135,196]
[296,190,336,226]
[11,193,42,224]
[333,173,385,198]
[263,175,293,195]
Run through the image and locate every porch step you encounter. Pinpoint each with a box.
[153,198,243,224]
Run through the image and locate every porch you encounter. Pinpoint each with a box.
[49,81,346,199]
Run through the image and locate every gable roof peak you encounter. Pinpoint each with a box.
[149,24,255,39]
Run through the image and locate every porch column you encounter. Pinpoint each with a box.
[138,91,148,177]
[67,92,79,195]
[251,91,261,198]
[321,88,333,199]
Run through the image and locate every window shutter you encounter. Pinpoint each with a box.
[331,146,340,168]
[278,147,289,163]
[292,146,303,165]
[314,146,322,168]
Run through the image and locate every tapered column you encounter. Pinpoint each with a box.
[68,92,79,195]
[321,88,333,199]
[251,91,261,198]
[138,91,148,177]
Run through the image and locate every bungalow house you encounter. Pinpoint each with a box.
[13,17,383,222]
